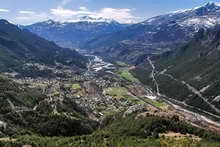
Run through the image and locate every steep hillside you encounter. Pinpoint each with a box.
[2,112,220,147]
[84,2,220,64]
[0,19,88,76]
[132,26,220,116]
[23,17,128,48]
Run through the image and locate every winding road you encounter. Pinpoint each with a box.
[146,56,220,130]
[147,57,160,95]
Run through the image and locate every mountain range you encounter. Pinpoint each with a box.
[83,2,220,64]
[23,17,129,48]
[23,2,220,64]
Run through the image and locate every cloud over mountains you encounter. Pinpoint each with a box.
[13,0,138,24]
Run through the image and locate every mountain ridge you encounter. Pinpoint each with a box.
[23,17,129,48]
[131,25,220,116]
[0,19,88,77]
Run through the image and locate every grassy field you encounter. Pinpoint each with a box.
[144,98,168,109]
[104,87,129,99]
[119,69,139,83]
[71,83,81,90]
[115,61,129,67]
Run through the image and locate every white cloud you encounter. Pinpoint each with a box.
[95,8,138,23]
[15,0,138,24]
[19,11,35,14]
[0,9,9,12]
[50,7,138,23]
[50,7,93,22]
[79,6,88,11]
[48,0,138,23]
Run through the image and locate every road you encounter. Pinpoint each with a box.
[147,56,220,130]
[147,57,160,95]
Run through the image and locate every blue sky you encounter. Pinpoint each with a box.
[0,0,220,24]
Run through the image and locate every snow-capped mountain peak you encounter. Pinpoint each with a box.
[42,16,119,25]
[194,2,220,15]
[134,2,220,49]
[200,2,220,8]
[24,16,127,48]
[36,16,120,28]
[143,2,220,28]
[45,19,56,24]
[169,2,220,15]
[65,16,119,24]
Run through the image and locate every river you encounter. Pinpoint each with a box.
[81,50,115,73]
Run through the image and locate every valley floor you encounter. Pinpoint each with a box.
[1,52,220,146]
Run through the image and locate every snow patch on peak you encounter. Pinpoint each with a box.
[169,2,220,15]
[194,2,220,10]
[170,9,192,14]
[215,3,220,7]
[40,20,69,28]
[44,16,119,25]
[145,17,156,23]
[75,16,117,23]
[179,17,217,29]
[203,2,220,7]
[45,19,56,24]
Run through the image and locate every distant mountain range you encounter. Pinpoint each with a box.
[0,19,87,77]
[83,2,220,64]
[23,2,220,64]
[23,17,129,48]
